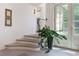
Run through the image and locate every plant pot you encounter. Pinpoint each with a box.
[47,37,53,50]
[45,37,53,53]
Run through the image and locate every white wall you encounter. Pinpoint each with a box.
[0,3,37,50]
[36,3,55,29]
[38,3,46,19]
[38,3,46,29]
[46,3,55,29]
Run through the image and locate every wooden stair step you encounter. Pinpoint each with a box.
[24,34,40,38]
[15,41,38,46]
[16,38,40,43]
[23,37,39,39]
[5,43,39,48]
[5,47,40,51]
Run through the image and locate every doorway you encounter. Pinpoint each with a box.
[54,3,79,50]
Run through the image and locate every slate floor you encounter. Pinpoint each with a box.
[0,47,79,56]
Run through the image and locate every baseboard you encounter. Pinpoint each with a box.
[53,45,79,52]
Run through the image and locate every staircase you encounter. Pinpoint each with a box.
[5,34,41,51]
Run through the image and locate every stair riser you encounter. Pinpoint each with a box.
[16,40,39,43]
[6,44,39,48]
[5,47,40,51]
[15,41,38,46]
[23,38,40,42]
[23,37,40,39]
[24,35,40,38]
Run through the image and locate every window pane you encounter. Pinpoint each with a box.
[56,4,68,32]
[73,4,79,34]
[75,29,79,33]
[75,22,79,27]
[74,15,79,20]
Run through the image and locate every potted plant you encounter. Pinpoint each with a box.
[37,26,67,53]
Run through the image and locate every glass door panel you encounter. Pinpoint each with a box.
[54,4,72,48]
[72,4,79,49]
[54,3,79,50]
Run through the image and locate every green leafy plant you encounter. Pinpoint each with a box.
[37,26,67,53]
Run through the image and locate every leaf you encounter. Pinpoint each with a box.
[59,35,67,40]
[56,39,60,44]
[37,26,67,48]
